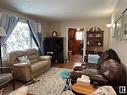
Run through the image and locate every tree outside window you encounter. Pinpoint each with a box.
[6,21,37,53]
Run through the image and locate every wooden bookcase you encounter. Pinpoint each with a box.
[86,27,104,56]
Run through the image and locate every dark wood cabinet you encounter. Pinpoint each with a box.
[86,27,104,56]
[43,37,64,63]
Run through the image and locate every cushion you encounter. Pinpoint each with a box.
[88,54,100,63]
[31,61,49,73]
[27,55,39,64]
[90,86,117,95]
[18,56,30,63]
[0,73,13,86]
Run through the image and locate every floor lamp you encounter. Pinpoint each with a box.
[0,27,6,73]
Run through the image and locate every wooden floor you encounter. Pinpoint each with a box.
[54,54,83,69]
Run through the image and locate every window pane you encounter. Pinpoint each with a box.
[6,21,37,53]
[76,32,83,40]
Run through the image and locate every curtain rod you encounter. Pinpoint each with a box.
[19,17,39,23]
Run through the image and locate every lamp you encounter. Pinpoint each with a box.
[0,27,6,73]
[106,24,112,28]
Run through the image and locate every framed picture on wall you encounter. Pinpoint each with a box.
[123,8,127,39]
[112,22,116,38]
[115,16,122,39]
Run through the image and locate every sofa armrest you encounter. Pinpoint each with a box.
[40,56,51,60]
[13,63,31,68]
[90,74,108,85]
[71,71,84,79]
[13,63,31,81]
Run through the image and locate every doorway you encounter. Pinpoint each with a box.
[68,27,85,61]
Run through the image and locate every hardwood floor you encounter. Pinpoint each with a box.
[54,54,83,69]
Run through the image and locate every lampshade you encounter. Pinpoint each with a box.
[0,27,6,36]
[106,24,112,28]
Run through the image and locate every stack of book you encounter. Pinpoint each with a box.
[77,75,90,85]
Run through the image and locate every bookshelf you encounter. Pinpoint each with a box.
[86,27,104,56]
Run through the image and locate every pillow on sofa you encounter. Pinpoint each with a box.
[18,56,30,63]
[88,54,100,63]
[90,86,117,95]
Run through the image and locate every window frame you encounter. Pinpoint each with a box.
[1,19,37,57]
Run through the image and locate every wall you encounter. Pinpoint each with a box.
[48,18,110,59]
[109,0,127,68]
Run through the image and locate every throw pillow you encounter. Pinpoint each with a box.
[18,56,30,63]
[88,54,100,63]
[90,86,117,95]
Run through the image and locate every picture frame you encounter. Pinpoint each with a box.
[52,31,57,37]
[115,16,122,39]
[112,22,116,38]
[122,8,127,39]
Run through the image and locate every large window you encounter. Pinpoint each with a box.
[6,19,37,53]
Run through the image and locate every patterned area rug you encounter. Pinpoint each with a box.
[28,67,73,95]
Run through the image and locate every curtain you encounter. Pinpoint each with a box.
[0,13,19,46]
[27,20,43,55]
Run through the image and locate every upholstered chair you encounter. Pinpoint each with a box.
[0,67,15,91]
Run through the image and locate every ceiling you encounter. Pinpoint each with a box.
[0,0,118,21]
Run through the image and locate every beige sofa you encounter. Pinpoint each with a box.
[6,48,51,82]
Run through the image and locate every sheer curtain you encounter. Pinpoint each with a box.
[0,12,19,46]
[27,20,43,55]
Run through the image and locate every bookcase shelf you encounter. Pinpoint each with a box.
[86,27,104,56]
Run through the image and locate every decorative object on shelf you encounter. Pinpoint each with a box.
[52,31,57,37]
[0,27,6,73]
[123,8,127,40]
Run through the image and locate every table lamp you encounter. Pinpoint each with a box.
[0,27,6,73]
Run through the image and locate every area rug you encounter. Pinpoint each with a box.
[27,67,73,95]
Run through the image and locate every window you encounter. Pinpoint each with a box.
[76,31,83,40]
[6,19,37,53]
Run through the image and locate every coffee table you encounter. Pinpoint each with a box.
[72,83,97,95]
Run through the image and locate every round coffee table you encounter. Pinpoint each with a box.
[72,83,97,95]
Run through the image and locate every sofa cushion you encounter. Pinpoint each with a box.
[0,73,13,86]
[90,86,117,95]
[31,61,49,73]
[18,56,30,63]
[88,54,100,63]
[27,55,40,64]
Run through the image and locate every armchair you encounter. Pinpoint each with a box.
[0,67,15,92]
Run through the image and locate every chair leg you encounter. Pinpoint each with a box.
[12,78,15,90]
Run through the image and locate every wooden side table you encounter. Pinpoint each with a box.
[72,83,97,95]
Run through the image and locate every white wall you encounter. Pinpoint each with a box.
[48,18,110,59]
[109,0,127,68]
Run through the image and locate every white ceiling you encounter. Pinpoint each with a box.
[0,0,118,21]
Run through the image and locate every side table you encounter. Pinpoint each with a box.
[72,83,97,95]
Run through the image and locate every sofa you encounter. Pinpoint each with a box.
[6,48,51,82]
[71,49,126,94]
